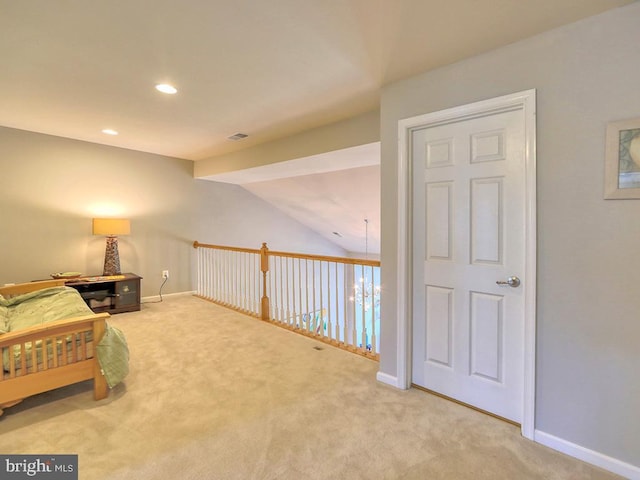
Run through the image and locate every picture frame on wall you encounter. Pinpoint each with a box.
[604,117,640,199]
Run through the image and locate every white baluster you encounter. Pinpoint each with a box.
[285,257,291,325]
[327,262,332,341]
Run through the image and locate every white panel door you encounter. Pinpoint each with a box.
[412,107,525,423]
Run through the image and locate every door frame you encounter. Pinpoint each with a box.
[395,89,537,439]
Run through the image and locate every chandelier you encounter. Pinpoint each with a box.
[352,276,381,312]
[350,219,380,312]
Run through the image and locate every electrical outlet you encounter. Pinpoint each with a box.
[162,270,169,279]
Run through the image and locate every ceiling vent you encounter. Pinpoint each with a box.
[228,132,248,141]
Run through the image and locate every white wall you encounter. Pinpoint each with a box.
[379,2,640,470]
[0,127,346,297]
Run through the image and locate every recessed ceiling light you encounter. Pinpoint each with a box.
[102,129,118,135]
[155,83,177,94]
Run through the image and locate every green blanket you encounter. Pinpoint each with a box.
[1,286,94,332]
[1,286,129,388]
[97,324,129,388]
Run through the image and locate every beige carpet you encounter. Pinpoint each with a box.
[0,295,621,480]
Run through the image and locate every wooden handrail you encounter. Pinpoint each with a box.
[193,241,261,255]
[193,241,380,267]
[266,249,379,267]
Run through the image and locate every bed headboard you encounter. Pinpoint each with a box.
[0,280,67,298]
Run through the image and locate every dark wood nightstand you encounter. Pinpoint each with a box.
[66,273,142,314]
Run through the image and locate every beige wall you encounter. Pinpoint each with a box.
[194,110,379,178]
[380,3,639,469]
[0,127,346,296]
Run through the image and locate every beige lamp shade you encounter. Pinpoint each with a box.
[92,218,130,236]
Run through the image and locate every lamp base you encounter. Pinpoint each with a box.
[103,235,122,276]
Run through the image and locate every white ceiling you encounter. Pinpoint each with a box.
[205,143,381,254]
[0,0,633,161]
[245,164,381,256]
[1,0,633,255]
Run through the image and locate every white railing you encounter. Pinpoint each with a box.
[194,243,262,317]
[193,242,381,360]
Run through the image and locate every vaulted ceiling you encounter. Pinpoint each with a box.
[203,142,382,254]
[1,0,633,161]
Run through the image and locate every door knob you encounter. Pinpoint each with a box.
[496,276,520,287]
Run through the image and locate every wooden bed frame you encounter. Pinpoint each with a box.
[0,280,110,416]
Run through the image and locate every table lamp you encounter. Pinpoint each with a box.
[92,218,130,276]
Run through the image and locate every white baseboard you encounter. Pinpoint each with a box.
[376,371,405,389]
[141,291,196,303]
[534,430,639,480]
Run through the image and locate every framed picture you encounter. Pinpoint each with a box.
[604,117,640,199]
